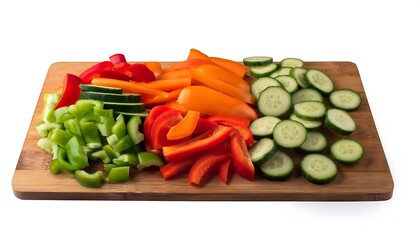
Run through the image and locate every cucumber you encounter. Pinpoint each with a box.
[249,138,277,165]
[293,101,327,121]
[272,119,307,148]
[298,131,327,153]
[103,102,146,113]
[274,75,299,94]
[330,138,364,164]
[291,88,324,105]
[270,67,292,78]
[259,150,294,181]
[257,86,292,117]
[324,108,356,135]
[289,113,323,130]
[305,69,334,95]
[116,111,149,122]
[301,153,338,184]
[329,89,362,111]
[280,58,304,68]
[249,116,282,139]
[79,84,123,94]
[250,63,279,78]
[290,67,308,88]
[243,56,273,66]
[80,91,141,103]
[251,77,282,99]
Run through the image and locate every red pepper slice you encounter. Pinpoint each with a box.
[109,53,127,65]
[160,154,199,180]
[188,149,230,185]
[113,62,132,77]
[207,115,251,128]
[219,157,232,184]
[143,106,174,151]
[128,63,156,83]
[162,125,233,162]
[79,61,114,84]
[54,73,82,110]
[230,130,255,181]
[192,118,217,136]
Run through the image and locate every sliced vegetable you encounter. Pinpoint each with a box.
[243,56,273,66]
[259,150,294,181]
[187,48,210,60]
[329,89,362,111]
[188,149,230,185]
[249,116,281,139]
[74,170,104,188]
[137,151,165,171]
[330,138,364,164]
[280,58,304,68]
[305,69,334,95]
[193,64,250,92]
[272,120,307,148]
[230,130,255,181]
[107,166,130,183]
[257,86,291,117]
[209,56,247,78]
[54,74,82,110]
[248,138,277,165]
[219,157,232,184]
[167,110,200,140]
[324,108,356,135]
[249,63,278,78]
[91,78,169,98]
[301,154,338,184]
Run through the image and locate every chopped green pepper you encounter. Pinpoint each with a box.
[56,147,79,173]
[137,152,165,171]
[49,159,61,174]
[113,135,134,152]
[74,170,104,188]
[64,118,82,136]
[113,153,139,166]
[41,93,61,123]
[107,166,130,183]
[80,121,102,149]
[127,115,144,145]
[50,128,73,148]
[112,114,127,139]
[66,136,89,169]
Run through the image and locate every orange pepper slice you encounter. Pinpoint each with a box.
[166,110,201,140]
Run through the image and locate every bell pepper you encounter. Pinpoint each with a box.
[109,53,127,65]
[80,121,102,149]
[192,118,217,136]
[219,157,232,184]
[143,105,174,150]
[208,117,254,147]
[193,64,250,92]
[160,152,202,180]
[129,63,156,83]
[66,136,89,169]
[190,66,256,105]
[137,151,165,171]
[230,130,255,181]
[187,48,210,60]
[162,125,233,162]
[207,115,251,128]
[188,148,230,185]
[166,110,200,140]
[209,56,247,79]
[56,147,79,174]
[41,93,61,123]
[145,61,163,77]
[177,86,258,121]
[107,166,130,183]
[163,59,214,73]
[149,108,186,153]
[54,73,82,110]
[79,61,114,84]
[74,170,104,188]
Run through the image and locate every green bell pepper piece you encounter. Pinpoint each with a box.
[80,121,102,149]
[49,159,61,174]
[64,118,82,136]
[36,122,62,138]
[50,128,73,148]
[74,170,104,188]
[127,116,144,145]
[107,166,130,183]
[41,93,61,123]
[66,136,89,169]
[137,152,165,171]
[112,114,127,139]
[103,163,117,172]
[56,147,79,173]
[113,135,134,153]
[113,153,139,166]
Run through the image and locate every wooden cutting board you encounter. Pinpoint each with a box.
[12,61,394,201]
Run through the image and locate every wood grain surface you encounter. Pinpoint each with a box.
[12,61,394,201]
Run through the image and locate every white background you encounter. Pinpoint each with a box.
[1,0,419,239]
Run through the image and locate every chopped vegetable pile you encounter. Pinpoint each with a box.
[36,48,365,188]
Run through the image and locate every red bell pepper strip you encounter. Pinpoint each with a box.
[160,154,199,180]
[79,61,114,84]
[219,157,232,184]
[54,73,82,110]
[113,62,132,77]
[149,108,187,153]
[128,63,156,83]
[192,118,217,136]
[207,115,251,128]
[188,149,230,185]
[143,106,174,151]
[162,125,233,162]
[109,53,127,65]
[230,130,255,181]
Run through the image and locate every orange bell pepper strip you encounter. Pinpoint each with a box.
[187,48,210,60]
[193,64,250,92]
[144,61,162,77]
[209,56,247,79]
[143,78,191,92]
[143,88,183,108]
[177,86,258,121]
[163,59,214,73]
[167,110,200,140]
[90,78,169,98]
[164,101,190,115]
[157,69,191,80]
[190,66,256,105]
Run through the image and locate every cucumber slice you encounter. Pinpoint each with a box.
[274,75,299,94]
[301,153,338,184]
[243,56,273,66]
[305,69,334,95]
[280,58,304,68]
[289,113,323,130]
[293,101,327,121]
[299,131,327,153]
[250,63,278,78]
[79,84,123,94]
[249,116,282,138]
[330,138,364,164]
[80,91,141,103]
[259,150,294,181]
[270,67,292,78]
[249,138,277,165]
[103,102,146,113]
[251,77,282,99]
[329,89,362,111]
[325,108,356,135]
[291,88,324,105]
[290,67,308,88]
[273,119,307,148]
[257,86,292,117]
